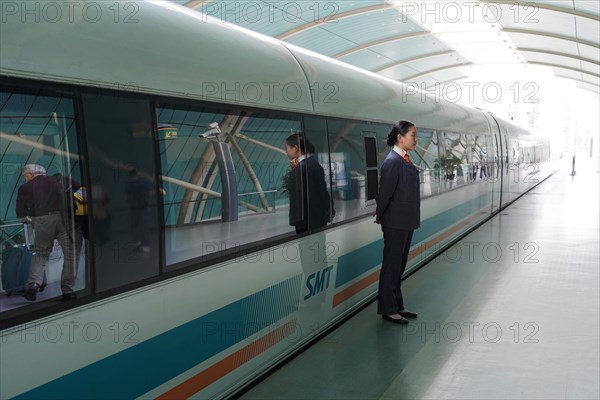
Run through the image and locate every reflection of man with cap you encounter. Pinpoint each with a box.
[16,164,78,302]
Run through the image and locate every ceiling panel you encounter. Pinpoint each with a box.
[421,71,469,90]
[499,9,578,38]
[574,0,600,16]
[350,35,450,61]
[338,49,400,71]
[581,75,600,86]
[317,8,422,42]
[404,53,470,72]
[378,64,421,81]
[577,17,600,43]
[507,32,581,54]
[285,29,357,56]
[532,0,576,9]
[551,67,599,89]
[340,36,453,71]
[286,9,424,57]
[188,0,383,37]
[578,45,600,62]
[553,68,585,81]
[521,51,599,73]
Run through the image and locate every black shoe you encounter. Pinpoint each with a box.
[382,315,409,325]
[62,292,77,302]
[24,284,39,302]
[399,310,418,318]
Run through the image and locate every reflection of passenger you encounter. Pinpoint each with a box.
[284,134,333,234]
[456,162,464,182]
[479,157,487,179]
[16,164,79,302]
[91,184,111,245]
[54,173,86,283]
[125,169,153,252]
[375,121,420,324]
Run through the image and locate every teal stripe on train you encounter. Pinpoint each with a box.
[334,193,491,288]
[15,275,302,400]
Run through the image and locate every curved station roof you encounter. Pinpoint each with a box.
[175,0,599,94]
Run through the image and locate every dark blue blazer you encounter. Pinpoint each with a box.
[289,156,332,232]
[376,150,420,230]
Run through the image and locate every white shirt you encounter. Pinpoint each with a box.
[392,145,407,158]
[298,154,310,163]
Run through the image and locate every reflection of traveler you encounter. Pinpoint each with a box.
[479,157,487,178]
[284,133,333,234]
[375,121,420,324]
[54,172,86,283]
[456,162,464,184]
[125,169,153,252]
[16,164,79,302]
[92,184,111,245]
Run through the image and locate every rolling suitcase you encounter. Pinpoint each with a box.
[1,222,46,295]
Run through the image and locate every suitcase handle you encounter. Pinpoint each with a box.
[0,221,31,248]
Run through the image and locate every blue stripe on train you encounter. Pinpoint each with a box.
[334,193,492,288]
[15,275,302,400]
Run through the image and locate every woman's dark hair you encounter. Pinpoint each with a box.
[285,133,315,154]
[386,120,415,147]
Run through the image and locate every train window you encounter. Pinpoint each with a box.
[156,104,301,268]
[441,131,469,190]
[366,169,379,201]
[302,118,334,232]
[414,129,442,197]
[81,93,160,291]
[364,136,378,168]
[475,138,490,183]
[364,137,378,202]
[0,86,88,312]
[325,120,385,221]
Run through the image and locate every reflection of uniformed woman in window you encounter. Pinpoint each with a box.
[375,121,420,324]
[284,133,332,234]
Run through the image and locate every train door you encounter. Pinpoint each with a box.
[492,132,502,213]
[436,130,448,192]
[487,115,504,213]
[302,117,334,231]
[503,129,511,208]
[81,93,161,292]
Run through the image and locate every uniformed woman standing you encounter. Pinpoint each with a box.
[375,121,420,324]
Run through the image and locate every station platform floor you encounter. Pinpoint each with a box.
[240,158,600,400]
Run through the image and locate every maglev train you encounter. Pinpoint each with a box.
[0,2,553,399]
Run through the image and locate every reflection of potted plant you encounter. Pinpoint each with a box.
[280,168,292,194]
[442,151,462,180]
[280,158,298,194]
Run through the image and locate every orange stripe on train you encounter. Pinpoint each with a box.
[157,320,297,399]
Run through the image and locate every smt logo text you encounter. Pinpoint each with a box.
[304,265,333,301]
